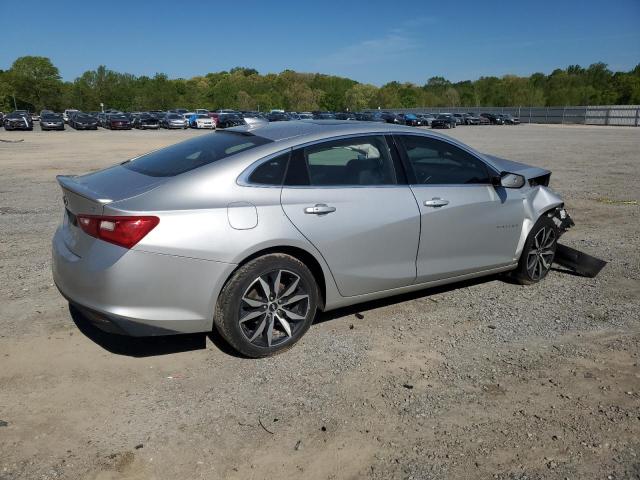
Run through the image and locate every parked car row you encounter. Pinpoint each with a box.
[1,108,520,132]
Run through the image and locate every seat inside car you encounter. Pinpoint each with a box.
[345,157,385,184]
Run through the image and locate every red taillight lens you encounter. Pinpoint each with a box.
[76,215,159,249]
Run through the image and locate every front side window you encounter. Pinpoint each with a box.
[398,135,491,185]
[290,136,396,186]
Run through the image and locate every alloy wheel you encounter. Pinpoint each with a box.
[238,269,311,348]
[526,226,556,280]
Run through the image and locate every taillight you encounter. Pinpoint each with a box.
[76,215,159,249]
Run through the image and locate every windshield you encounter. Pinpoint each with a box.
[123,131,273,177]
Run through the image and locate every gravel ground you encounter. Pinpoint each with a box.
[0,124,638,480]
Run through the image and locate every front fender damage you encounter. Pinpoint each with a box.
[518,186,606,278]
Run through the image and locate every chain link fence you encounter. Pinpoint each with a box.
[366,105,640,126]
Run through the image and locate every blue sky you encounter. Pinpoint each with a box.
[1,0,638,85]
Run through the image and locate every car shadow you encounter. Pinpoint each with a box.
[314,273,503,324]
[69,267,582,358]
[69,305,208,358]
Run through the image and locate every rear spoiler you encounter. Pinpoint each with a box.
[56,175,113,204]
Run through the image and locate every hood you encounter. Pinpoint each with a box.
[482,154,550,180]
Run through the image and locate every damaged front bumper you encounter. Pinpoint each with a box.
[549,207,607,278]
[549,206,575,235]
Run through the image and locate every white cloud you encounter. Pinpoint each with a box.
[315,33,418,68]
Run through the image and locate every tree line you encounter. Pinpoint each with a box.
[1,56,639,113]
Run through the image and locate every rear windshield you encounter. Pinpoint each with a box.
[123,131,273,177]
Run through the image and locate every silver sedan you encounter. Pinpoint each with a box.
[52,121,573,357]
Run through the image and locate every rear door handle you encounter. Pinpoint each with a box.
[424,198,449,207]
[304,204,336,215]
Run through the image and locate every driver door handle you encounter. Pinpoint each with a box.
[424,198,449,207]
[304,203,336,215]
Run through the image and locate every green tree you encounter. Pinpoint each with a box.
[344,83,377,110]
[7,56,62,111]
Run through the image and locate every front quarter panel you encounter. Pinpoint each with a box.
[515,185,565,257]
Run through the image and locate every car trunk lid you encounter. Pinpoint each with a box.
[57,166,167,256]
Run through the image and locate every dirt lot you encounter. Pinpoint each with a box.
[0,124,639,480]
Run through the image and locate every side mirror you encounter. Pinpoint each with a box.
[499,172,526,189]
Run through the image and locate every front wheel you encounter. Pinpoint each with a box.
[512,215,558,285]
[214,254,319,358]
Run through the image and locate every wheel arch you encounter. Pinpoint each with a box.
[221,245,328,311]
[515,186,566,259]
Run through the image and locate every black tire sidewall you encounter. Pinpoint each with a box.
[215,254,318,358]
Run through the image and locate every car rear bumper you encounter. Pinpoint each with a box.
[52,226,236,336]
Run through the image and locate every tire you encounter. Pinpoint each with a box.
[214,253,319,358]
[511,215,558,285]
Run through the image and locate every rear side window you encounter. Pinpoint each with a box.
[398,135,490,185]
[289,136,396,186]
[123,131,272,177]
[248,152,289,185]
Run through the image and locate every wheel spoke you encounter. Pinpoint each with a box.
[527,253,538,271]
[248,318,267,341]
[242,296,266,308]
[280,276,300,299]
[543,231,556,249]
[528,256,539,277]
[273,270,283,297]
[281,308,305,321]
[239,309,265,324]
[281,294,309,306]
[539,254,551,269]
[266,316,275,346]
[275,313,292,336]
[534,228,544,249]
[258,276,271,299]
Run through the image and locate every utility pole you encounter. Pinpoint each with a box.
[13,95,17,110]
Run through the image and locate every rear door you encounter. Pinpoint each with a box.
[280,135,420,297]
[395,134,525,283]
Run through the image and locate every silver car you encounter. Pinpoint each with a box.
[52,121,573,357]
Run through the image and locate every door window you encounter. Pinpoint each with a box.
[287,136,397,186]
[399,135,491,185]
[248,152,289,185]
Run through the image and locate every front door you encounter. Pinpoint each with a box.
[396,134,525,283]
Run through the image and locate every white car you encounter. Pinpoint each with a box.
[191,113,215,129]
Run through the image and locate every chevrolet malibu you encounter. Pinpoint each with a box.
[53,121,573,357]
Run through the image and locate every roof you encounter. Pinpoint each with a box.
[231,119,421,142]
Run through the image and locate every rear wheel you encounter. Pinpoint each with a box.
[512,215,558,285]
[214,254,318,358]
